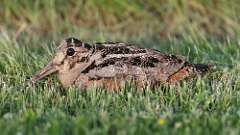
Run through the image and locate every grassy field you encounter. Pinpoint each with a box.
[0,0,240,135]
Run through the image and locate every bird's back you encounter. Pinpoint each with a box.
[77,42,190,89]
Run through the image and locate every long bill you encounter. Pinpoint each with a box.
[27,61,57,85]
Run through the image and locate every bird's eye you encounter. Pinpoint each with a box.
[66,48,75,56]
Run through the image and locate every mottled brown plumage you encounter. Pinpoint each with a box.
[28,37,212,90]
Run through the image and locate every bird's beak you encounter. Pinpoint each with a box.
[27,60,57,85]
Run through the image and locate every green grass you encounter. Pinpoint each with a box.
[0,32,240,135]
[1,0,240,135]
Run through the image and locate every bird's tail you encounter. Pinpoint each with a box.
[167,63,214,83]
[192,64,214,74]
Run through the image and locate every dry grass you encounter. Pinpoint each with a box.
[1,0,240,39]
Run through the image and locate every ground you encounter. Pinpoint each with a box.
[0,0,240,135]
[0,34,239,135]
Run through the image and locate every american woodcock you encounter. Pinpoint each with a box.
[28,37,212,90]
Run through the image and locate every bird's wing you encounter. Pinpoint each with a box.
[84,42,187,81]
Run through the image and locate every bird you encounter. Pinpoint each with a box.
[28,37,213,90]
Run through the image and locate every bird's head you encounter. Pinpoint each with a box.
[28,37,93,84]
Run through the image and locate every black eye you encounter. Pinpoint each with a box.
[66,48,75,56]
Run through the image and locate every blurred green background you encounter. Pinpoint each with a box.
[1,0,240,39]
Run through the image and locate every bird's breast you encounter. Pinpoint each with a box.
[58,72,77,87]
